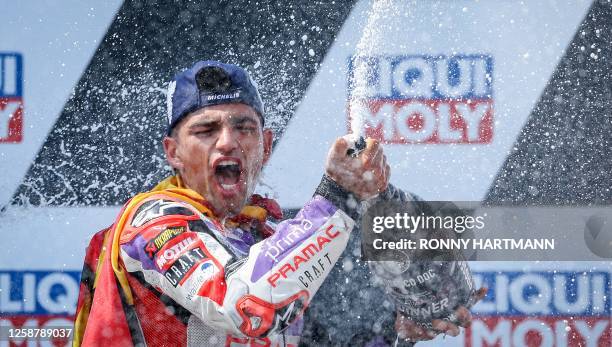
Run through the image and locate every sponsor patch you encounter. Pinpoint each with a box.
[144,226,185,257]
[163,247,208,287]
[250,198,339,283]
[132,200,194,227]
[155,236,198,269]
[185,261,218,301]
[267,224,341,288]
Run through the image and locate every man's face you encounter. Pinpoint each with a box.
[163,103,273,218]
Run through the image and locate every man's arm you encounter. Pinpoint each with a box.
[118,136,387,339]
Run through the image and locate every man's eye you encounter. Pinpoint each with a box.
[237,125,256,133]
[194,129,214,135]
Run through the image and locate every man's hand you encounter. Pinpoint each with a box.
[325,136,390,200]
[395,287,488,342]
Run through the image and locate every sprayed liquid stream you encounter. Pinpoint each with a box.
[348,0,395,142]
[349,4,478,347]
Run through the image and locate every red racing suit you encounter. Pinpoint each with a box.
[73,175,357,346]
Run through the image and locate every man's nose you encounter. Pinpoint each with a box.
[216,125,239,153]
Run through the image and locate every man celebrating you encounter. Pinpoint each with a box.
[73,60,478,346]
[72,60,389,346]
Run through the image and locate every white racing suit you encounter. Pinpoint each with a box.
[118,175,358,346]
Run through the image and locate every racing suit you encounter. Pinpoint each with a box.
[73,174,357,346]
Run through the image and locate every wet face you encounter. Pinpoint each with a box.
[163,103,273,218]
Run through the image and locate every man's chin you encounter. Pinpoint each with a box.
[209,191,248,217]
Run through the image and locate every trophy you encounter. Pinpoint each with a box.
[363,199,479,335]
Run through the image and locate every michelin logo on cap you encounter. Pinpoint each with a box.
[206,91,241,101]
[165,61,265,135]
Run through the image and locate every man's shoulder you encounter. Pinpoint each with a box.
[129,193,198,227]
[117,190,211,244]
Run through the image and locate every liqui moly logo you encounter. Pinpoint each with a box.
[0,271,77,346]
[472,271,610,316]
[347,55,493,144]
[0,53,23,143]
[0,271,79,315]
[467,270,611,347]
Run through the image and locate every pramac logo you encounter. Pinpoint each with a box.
[0,53,23,143]
[348,55,494,144]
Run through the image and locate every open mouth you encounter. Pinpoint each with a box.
[213,158,243,191]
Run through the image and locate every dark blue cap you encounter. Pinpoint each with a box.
[166,60,264,135]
